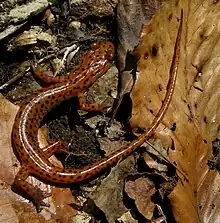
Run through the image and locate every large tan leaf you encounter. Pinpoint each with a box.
[131,0,220,222]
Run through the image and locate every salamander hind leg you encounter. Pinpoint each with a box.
[11,166,51,212]
[78,92,109,113]
[42,140,66,158]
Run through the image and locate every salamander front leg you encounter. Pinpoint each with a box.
[31,65,61,85]
[42,141,66,158]
[11,166,51,212]
[78,92,109,112]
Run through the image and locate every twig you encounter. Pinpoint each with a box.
[0,67,31,91]
[151,204,167,223]
[0,22,27,42]
[144,140,188,182]
[54,44,79,76]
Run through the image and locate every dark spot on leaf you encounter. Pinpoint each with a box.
[168,13,172,21]
[158,84,163,91]
[144,52,149,60]
[170,123,176,131]
[151,44,158,57]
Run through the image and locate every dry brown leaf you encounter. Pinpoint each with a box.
[125,177,157,220]
[113,0,164,123]
[131,0,220,222]
[88,156,136,222]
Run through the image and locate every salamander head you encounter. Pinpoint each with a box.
[90,41,115,61]
[75,40,115,91]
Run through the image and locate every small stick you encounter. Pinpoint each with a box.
[144,140,188,182]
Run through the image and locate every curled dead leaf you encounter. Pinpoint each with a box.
[125,177,157,220]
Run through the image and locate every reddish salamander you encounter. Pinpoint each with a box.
[11,10,182,212]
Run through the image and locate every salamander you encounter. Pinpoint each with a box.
[11,10,183,213]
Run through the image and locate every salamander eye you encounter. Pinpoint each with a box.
[106,51,114,60]
[91,42,99,50]
[105,46,115,60]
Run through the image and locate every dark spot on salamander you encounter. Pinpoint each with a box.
[83,173,90,179]
[123,150,130,157]
[69,174,76,179]
[45,173,51,178]
[45,100,49,104]
[15,142,20,148]
[19,150,25,156]
[29,118,34,123]
[59,174,66,178]
[76,175,82,180]
[97,68,102,73]
[84,78,90,85]
[22,157,28,163]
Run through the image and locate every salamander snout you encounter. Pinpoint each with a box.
[103,41,115,61]
[90,41,115,61]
